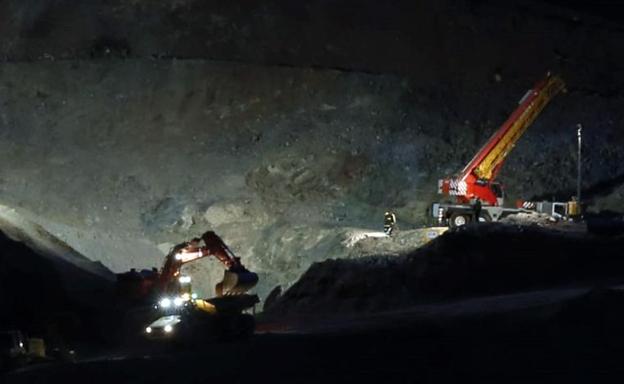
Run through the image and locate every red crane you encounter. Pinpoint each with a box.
[434,73,566,226]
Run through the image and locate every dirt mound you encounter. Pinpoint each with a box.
[0,206,115,282]
[0,206,115,342]
[265,224,624,316]
[553,287,624,327]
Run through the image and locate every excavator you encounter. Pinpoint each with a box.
[433,73,580,227]
[157,230,258,297]
[116,231,259,341]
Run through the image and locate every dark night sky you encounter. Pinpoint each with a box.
[543,0,624,22]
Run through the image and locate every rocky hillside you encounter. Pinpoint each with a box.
[0,0,623,300]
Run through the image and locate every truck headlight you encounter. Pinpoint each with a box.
[159,298,171,308]
[164,325,173,333]
[145,327,152,334]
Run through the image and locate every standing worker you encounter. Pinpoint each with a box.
[384,211,397,235]
[472,198,482,223]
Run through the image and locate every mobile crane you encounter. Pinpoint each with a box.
[432,73,577,227]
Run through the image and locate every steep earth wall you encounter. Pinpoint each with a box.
[0,0,623,300]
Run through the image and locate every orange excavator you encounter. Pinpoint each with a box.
[159,231,258,297]
[432,73,576,227]
[116,231,259,341]
[116,231,258,302]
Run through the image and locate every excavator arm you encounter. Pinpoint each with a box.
[440,73,566,205]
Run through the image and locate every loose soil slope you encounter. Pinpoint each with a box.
[0,206,114,342]
[265,224,624,315]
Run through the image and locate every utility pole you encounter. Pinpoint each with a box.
[576,123,582,203]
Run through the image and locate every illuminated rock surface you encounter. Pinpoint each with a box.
[0,0,622,302]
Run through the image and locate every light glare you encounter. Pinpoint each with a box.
[179,275,191,283]
[160,298,171,308]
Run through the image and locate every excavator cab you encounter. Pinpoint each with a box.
[178,275,193,299]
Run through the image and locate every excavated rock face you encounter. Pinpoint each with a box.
[0,61,416,298]
[0,1,623,301]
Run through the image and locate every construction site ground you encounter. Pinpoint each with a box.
[7,285,624,383]
[4,215,624,382]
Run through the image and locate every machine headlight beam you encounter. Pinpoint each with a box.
[159,298,172,308]
[179,275,191,283]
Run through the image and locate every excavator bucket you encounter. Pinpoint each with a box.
[216,270,259,296]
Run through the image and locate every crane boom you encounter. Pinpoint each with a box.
[462,74,566,181]
[439,73,565,206]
